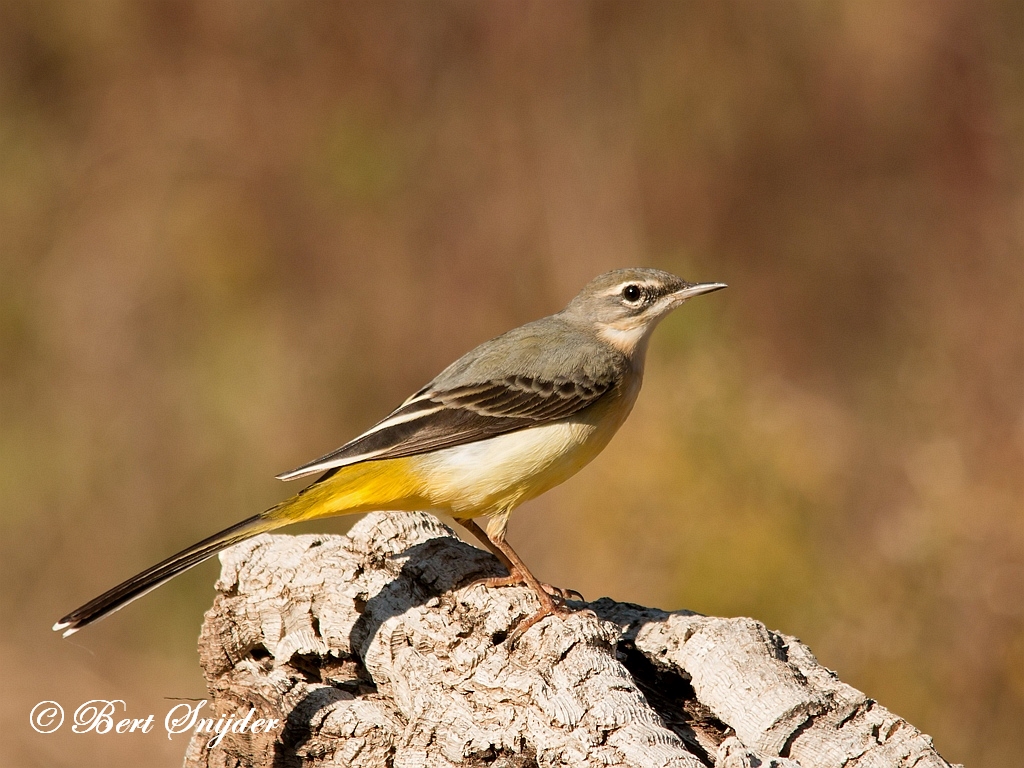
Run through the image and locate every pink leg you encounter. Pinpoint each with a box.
[454,518,582,635]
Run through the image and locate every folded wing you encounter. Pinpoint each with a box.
[276,373,616,481]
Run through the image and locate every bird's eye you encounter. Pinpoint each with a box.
[621,284,642,303]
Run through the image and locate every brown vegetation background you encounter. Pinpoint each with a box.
[2,2,1022,766]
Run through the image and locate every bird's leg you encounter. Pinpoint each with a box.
[454,518,582,637]
[455,519,583,601]
[485,531,577,637]
[454,518,523,586]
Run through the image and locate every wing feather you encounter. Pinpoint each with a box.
[276,372,617,480]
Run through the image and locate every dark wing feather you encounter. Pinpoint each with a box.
[276,373,617,480]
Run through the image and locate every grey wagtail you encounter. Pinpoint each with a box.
[54,268,725,637]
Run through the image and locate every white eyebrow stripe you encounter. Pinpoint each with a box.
[604,281,659,297]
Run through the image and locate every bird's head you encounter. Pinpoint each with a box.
[563,268,726,358]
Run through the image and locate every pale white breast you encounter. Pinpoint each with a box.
[408,378,641,517]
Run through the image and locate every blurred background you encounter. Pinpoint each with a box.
[1,2,1021,765]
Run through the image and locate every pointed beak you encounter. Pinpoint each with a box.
[672,281,727,303]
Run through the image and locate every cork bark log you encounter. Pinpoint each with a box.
[184,512,959,768]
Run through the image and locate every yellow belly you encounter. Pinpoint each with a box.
[409,418,599,514]
[408,384,637,520]
[267,379,640,539]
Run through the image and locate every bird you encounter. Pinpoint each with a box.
[54,268,725,638]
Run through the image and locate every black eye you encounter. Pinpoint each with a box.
[622,284,642,303]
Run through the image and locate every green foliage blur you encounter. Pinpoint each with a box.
[2,2,1022,765]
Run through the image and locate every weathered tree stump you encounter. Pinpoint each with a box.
[184,512,959,768]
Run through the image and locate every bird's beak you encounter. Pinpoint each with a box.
[672,282,727,303]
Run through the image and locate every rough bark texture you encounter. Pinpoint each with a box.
[184,512,959,768]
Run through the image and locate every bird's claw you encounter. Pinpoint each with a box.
[541,583,584,602]
[465,572,583,604]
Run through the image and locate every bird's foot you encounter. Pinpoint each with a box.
[543,583,585,602]
[472,572,586,642]
[508,591,579,642]
[469,572,584,603]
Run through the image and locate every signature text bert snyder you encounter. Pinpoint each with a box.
[30,699,281,748]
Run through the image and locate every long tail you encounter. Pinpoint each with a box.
[53,459,424,637]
